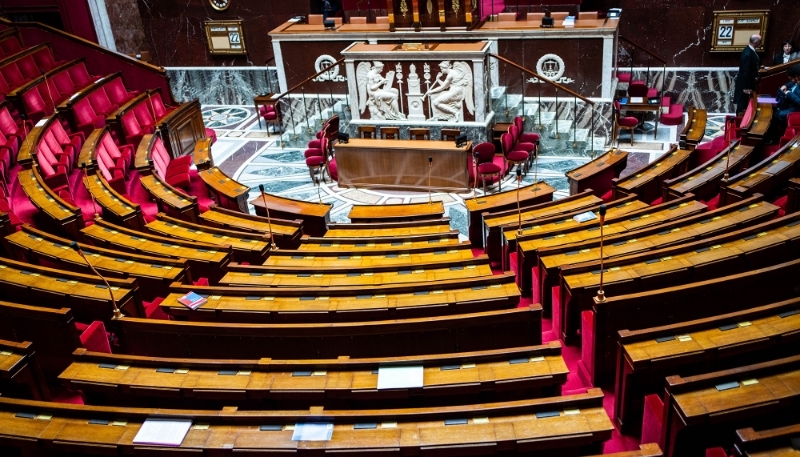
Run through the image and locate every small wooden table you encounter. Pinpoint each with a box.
[619,101,662,139]
[334,138,472,191]
[348,201,445,223]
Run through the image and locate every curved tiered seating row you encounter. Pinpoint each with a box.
[58,72,138,137]
[62,342,568,409]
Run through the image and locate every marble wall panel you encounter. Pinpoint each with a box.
[497,38,604,98]
[168,68,280,105]
[621,68,737,113]
[104,0,147,55]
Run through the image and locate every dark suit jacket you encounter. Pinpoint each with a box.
[776,81,800,119]
[734,46,760,104]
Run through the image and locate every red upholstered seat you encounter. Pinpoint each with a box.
[152,136,190,190]
[95,142,127,195]
[42,131,75,171]
[660,104,684,126]
[1,63,27,87]
[705,448,729,457]
[100,131,131,169]
[618,116,638,127]
[105,77,137,105]
[22,86,52,123]
[149,92,173,119]
[0,106,28,147]
[640,394,664,445]
[121,111,144,146]
[0,36,22,56]
[328,157,338,181]
[73,98,106,137]
[67,64,94,88]
[617,72,631,83]
[32,47,59,71]
[513,116,540,144]
[51,70,76,97]
[17,55,40,80]
[77,321,112,353]
[133,102,156,132]
[305,155,325,166]
[508,125,535,152]
[36,139,71,176]
[88,88,117,116]
[205,128,216,144]
[628,82,649,98]
[788,112,800,129]
[501,132,529,176]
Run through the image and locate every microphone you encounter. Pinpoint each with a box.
[516,167,523,235]
[81,162,99,219]
[258,184,278,251]
[594,205,608,303]
[41,70,55,113]
[472,150,479,201]
[70,241,123,319]
[428,156,433,205]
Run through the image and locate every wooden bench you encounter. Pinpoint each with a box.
[579,257,800,388]
[515,195,705,298]
[589,444,663,457]
[663,141,754,202]
[262,242,476,268]
[250,192,332,237]
[788,177,800,215]
[5,224,189,302]
[220,256,493,288]
[145,213,270,263]
[464,181,555,247]
[721,135,800,206]
[81,166,146,230]
[501,195,646,271]
[0,254,142,321]
[566,148,629,198]
[734,422,800,456]
[135,133,200,222]
[680,107,707,146]
[82,217,232,284]
[481,190,604,265]
[558,212,800,346]
[347,201,446,223]
[0,339,49,400]
[324,218,453,238]
[0,301,83,377]
[200,204,303,249]
[615,297,800,435]
[193,134,213,170]
[534,196,777,311]
[160,274,520,323]
[61,341,567,409]
[113,305,543,359]
[612,145,694,203]
[741,102,773,146]
[659,354,800,457]
[298,231,462,252]
[16,164,85,239]
[0,389,612,455]
[197,166,250,213]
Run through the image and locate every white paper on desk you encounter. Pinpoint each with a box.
[377,365,424,389]
[573,211,598,223]
[292,422,334,441]
[133,418,192,447]
[630,97,644,104]
[563,16,575,27]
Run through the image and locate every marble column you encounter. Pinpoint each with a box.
[87,0,116,51]
[102,0,147,56]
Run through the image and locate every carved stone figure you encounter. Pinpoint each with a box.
[356,61,406,120]
[422,61,474,122]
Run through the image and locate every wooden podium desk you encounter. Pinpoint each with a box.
[335,138,472,191]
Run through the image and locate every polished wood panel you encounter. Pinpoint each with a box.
[582,256,800,389]
[250,192,331,237]
[663,141,754,201]
[613,145,693,202]
[0,339,48,400]
[742,103,773,146]
[135,133,201,222]
[201,204,303,248]
[82,217,232,284]
[465,181,555,247]
[160,274,520,323]
[192,135,213,170]
[198,166,250,213]
[561,213,800,350]
[735,422,800,456]
[5,224,188,302]
[324,218,452,238]
[62,342,568,409]
[722,136,800,206]
[663,354,800,457]
[535,197,777,309]
[145,213,270,263]
[335,138,472,191]
[157,98,206,159]
[82,168,146,231]
[17,165,85,239]
[113,305,543,359]
[566,148,629,197]
[262,242,475,268]
[616,297,800,435]
[220,256,493,288]
[0,390,612,455]
[680,107,707,145]
[348,201,445,223]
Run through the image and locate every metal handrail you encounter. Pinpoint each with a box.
[489,54,594,105]
[273,56,346,101]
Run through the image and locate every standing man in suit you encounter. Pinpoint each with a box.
[734,34,762,115]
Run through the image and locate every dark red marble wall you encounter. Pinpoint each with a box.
[136,0,310,67]
[582,0,798,67]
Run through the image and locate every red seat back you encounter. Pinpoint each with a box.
[105,77,132,105]
[43,130,62,155]
[150,93,168,119]
[51,121,78,148]
[133,102,154,128]
[88,88,114,116]
[0,37,22,55]
[121,111,142,137]
[73,98,99,125]
[1,63,26,87]
[500,133,514,156]
[100,131,124,162]
[22,87,48,118]
[0,107,19,137]
[17,55,40,80]
[628,82,649,98]
[474,142,495,165]
[52,71,76,97]
[67,64,92,88]
[32,47,56,71]
[151,136,170,180]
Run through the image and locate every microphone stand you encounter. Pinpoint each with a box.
[427,156,433,205]
[41,70,55,113]
[258,184,278,251]
[70,241,123,319]
[81,162,100,220]
[593,205,608,304]
[515,167,522,235]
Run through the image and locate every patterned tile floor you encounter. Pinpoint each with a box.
[201,104,724,238]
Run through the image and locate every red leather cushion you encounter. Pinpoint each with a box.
[506,151,528,162]
[306,156,325,166]
[477,163,501,174]
[79,321,112,353]
[619,117,638,127]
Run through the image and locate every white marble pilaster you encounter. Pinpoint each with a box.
[273,40,288,93]
[88,0,116,51]
[473,59,485,122]
[602,35,613,99]
[345,60,360,121]
[489,39,499,89]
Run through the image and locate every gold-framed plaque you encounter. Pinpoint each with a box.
[710,10,768,52]
[204,20,247,55]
